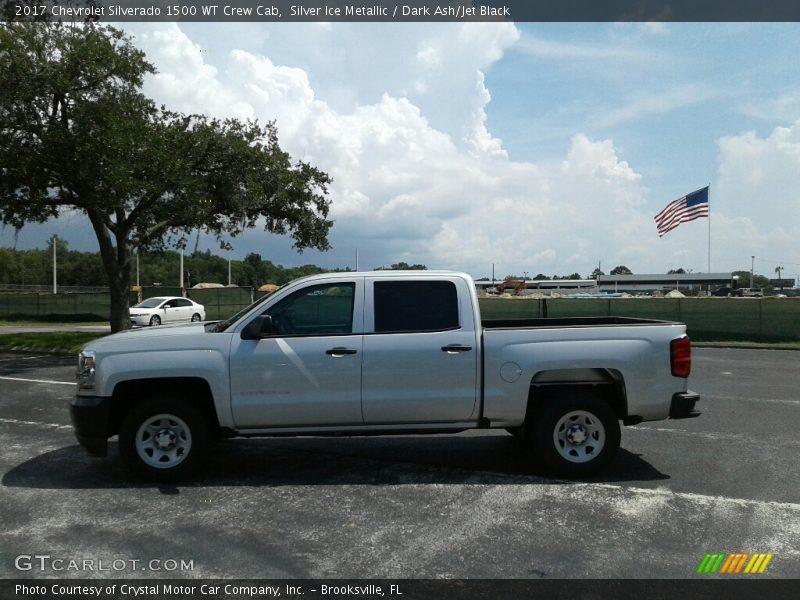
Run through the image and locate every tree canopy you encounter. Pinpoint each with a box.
[375,262,428,271]
[0,21,333,331]
[610,265,633,275]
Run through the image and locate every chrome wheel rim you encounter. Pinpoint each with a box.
[134,414,192,469]
[553,410,606,463]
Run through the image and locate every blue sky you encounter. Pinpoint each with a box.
[4,22,800,281]
[489,24,800,193]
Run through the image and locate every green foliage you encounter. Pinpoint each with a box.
[0,245,340,289]
[375,262,428,271]
[732,270,770,289]
[610,265,633,275]
[0,331,107,352]
[0,21,333,332]
[0,243,107,286]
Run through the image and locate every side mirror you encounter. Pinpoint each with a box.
[241,315,276,340]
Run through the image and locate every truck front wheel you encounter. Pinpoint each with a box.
[529,394,620,477]
[119,397,211,482]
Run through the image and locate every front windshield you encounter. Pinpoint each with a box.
[133,298,166,309]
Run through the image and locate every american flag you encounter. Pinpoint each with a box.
[654,186,709,237]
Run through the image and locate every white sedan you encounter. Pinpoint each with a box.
[130,297,206,327]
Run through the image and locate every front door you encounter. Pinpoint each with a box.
[230,280,364,428]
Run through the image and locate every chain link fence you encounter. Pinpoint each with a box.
[0,287,254,322]
[1,291,798,342]
[478,297,800,342]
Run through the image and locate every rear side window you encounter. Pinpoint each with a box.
[374,281,459,333]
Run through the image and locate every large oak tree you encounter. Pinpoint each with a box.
[0,21,332,331]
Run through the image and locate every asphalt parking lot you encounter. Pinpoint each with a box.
[0,348,798,579]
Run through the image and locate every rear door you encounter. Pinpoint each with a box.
[174,298,194,321]
[361,277,479,424]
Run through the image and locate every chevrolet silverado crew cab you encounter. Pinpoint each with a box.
[72,271,699,481]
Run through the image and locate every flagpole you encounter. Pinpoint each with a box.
[707,183,711,273]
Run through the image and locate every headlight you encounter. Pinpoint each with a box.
[77,351,96,390]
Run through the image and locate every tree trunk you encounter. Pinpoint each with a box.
[108,265,132,333]
[87,210,133,333]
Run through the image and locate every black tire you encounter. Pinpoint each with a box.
[149,315,161,326]
[191,313,201,322]
[505,426,525,446]
[119,397,212,482]
[528,393,620,477]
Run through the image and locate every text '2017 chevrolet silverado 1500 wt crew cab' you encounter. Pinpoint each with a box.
[72,271,699,481]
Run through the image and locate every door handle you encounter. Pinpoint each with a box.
[326,347,358,356]
[441,344,472,353]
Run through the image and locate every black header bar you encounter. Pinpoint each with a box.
[5,0,800,22]
[3,579,800,600]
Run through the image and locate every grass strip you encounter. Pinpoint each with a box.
[694,341,800,351]
[0,319,109,327]
[0,332,108,353]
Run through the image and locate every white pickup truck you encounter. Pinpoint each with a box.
[72,271,699,481]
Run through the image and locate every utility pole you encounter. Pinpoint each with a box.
[180,247,184,290]
[52,235,57,294]
[750,255,755,288]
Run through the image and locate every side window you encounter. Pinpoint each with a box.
[264,283,355,336]
[374,281,459,333]
[176,299,193,307]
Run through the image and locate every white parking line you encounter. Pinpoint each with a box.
[629,425,800,447]
[0,417,72,430]
[704,393,800,406]
[0,376,74,386]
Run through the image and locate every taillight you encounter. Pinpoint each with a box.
[671,336,692,378]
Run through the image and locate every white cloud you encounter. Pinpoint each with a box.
[108,23,800,278]
[114,23,677,276]
[596,84,722,128]
[715,123,800,266]
[515,35,650,63]
[740,91,800,124]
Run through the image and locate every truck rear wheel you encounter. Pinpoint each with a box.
[528,393,620,477]
[119,397,211,482]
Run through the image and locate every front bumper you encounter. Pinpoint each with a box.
[70,396,114,456]
[669,391,700,419]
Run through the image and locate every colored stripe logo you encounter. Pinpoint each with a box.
[696,552,773,574]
